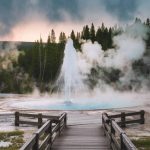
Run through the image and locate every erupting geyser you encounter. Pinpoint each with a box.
[58,38,83,101]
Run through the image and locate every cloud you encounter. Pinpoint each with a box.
[0,0,149,41]
[0,18,85,42]
[102,0,137,21]
[0,0,81,35]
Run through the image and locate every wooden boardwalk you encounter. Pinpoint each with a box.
[52,113,110,150]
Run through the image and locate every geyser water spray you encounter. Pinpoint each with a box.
[57,38,83,101]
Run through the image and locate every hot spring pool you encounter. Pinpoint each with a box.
[12,100,136,110]
[0,93,149,111]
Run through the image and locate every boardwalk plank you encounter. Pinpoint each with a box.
[52,113,110,150]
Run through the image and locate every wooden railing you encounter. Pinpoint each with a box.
[20,112,67,150]
[108,110,145,127]
[15,112,59,128]
[102,110,145,150]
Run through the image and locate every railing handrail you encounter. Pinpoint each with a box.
[112,120,124,134]
[15,112,61,128]
[19,112,67,150]
[108,110,145,119]
[122,133,137,150]
[35,120,51,136]
[102,110,145,150]
[20,134,36,150]
[15,112,59,119]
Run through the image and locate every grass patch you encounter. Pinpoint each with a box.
[0,130,24,150]
[132,137,150,150]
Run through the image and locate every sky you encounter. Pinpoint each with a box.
[0,0,149,42]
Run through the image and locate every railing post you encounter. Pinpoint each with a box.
[58,113,63,135]
[38,113,43,128]
[33,133,39,150]
[15,111,19,126]
[58,120,61,136]
[140,110,145,124]
[110,120,115,148]
[120,133,126,150]
[121,112,126,128]
[64,113,67,127]
[102,115,106,136]
[49,121,52,150]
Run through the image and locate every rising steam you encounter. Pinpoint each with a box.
[76,22,149,92]
[0,43,20,70]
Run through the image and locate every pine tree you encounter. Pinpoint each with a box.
[76,32,81,41]
[146,18,150,26]
[39,37,43,82]
[145,18,150,47]
[82,25,90,41]
[81,26,85,39]
[47,33,51,44]
[62,32,67,42]
[103,28,109,50]
[108,27,113,48]
[90,23,96,43]
[51,29,56,43]
[70,30,76,41]
[135,17,142,23]
[59,32,63,43]
[96,27,102,44]
[59,32,66,43]
[46,33,51,52]
[72,32,81,50]
[101,23,105,32]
